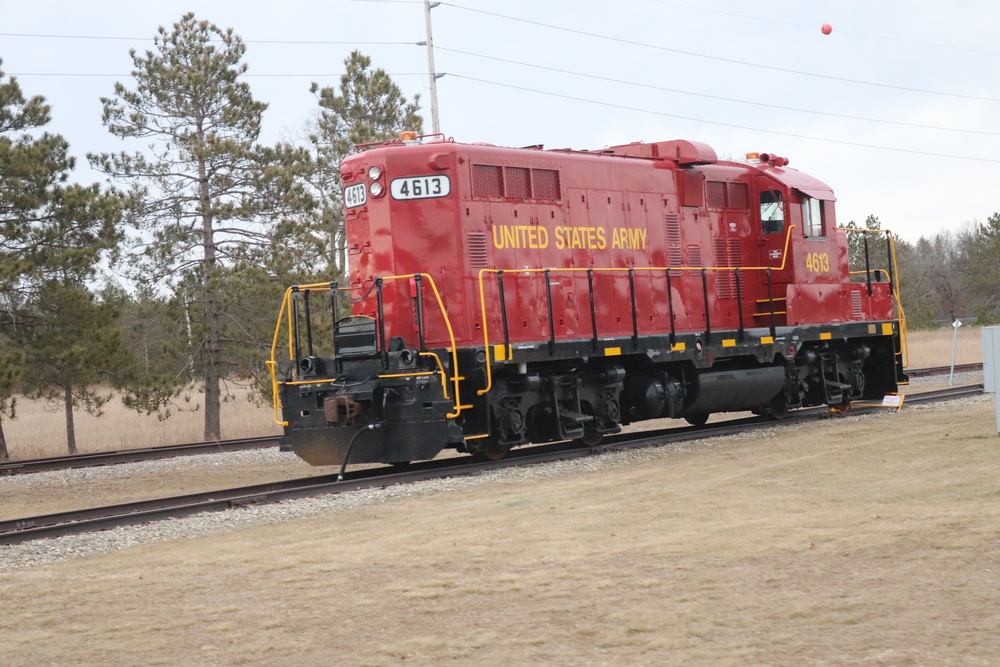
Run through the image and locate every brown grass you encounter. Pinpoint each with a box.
[2,384,281,460]
[1,396,998,665]
[904,325,983,368]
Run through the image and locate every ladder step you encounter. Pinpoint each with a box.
[558,409,593,425]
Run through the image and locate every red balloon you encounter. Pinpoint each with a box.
[821,23,833,35]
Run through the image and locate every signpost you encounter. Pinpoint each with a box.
[949,319,962,386]
[984,326,1000,436]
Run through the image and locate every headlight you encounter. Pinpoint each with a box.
[370,182,384,197]
[368,165,382,181]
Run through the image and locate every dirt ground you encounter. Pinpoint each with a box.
[1,394,998,665]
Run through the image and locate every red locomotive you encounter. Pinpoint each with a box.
[268,134,908,467]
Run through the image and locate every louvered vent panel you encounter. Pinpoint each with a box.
[686,244,702,268]
[467,232,489,269]
[532,169,561,200]
[728,182,750,210]
[728,239,743,266]
[707,181,727,208]
[851,290,864,319]
[713,239,733,299]
[473,164,504,197]
[727,239,742,298]
[665,213,683,272]
[505,167,531,198]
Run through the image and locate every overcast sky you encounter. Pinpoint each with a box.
[2,0,998,243]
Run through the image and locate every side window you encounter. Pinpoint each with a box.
[802,196,824,237]
[760,190,784,234]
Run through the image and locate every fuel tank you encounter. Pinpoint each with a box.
[680,365,785,416]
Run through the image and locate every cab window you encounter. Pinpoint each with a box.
[760,190,784,234]
[802,196,825,237]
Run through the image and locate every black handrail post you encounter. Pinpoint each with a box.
[885,230,896,297]
[665,269,676,347]
[303,289,314,357]
[329,282,339,352]
[766,268,776,339]
[544,268,556,356]
[291,286,302,364]
[735,269,745,342]
[497,271,510,354]
[587,268,598,353]
[628,267,639,350]
[375,278,387,369]
[414,274,427,352]
[701,268,711,343]
[863,232,873,296]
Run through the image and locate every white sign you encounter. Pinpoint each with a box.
[343,183,367,208]
[881,394,903,408]
[390,175,451,200]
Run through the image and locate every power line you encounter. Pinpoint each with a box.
[451,74,1000,164]
[0,32,414,46]
[6,71,427,78]
[436,45,1000,138]
[439,2,1000,104]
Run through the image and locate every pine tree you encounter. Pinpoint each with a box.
[18,283,129,453]
[965,212,1000,321]
[1,61,124,457]
[89,14,311,440]
[308,51,423,277]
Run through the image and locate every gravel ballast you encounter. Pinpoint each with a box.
[1,380,988,573]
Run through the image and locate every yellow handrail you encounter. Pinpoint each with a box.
[267,274,465,427]
[834,227,908,369]
[476,225,798,396]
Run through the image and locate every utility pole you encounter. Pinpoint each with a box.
[422,0,442,134]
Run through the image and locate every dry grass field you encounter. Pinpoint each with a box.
[2,384,282,460]
[1,395,997,665]
[0,326,987,460]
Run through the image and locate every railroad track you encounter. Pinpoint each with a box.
[0,365,983,476]
[0,435,280,476]
[0,383,983,546]
[907,362,983,378]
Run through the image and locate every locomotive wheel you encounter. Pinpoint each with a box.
[769,395,789,421]
[684,412,710,427]
[575,433,604,447]
[480,443,512,461]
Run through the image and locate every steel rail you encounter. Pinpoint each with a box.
[0,384,983,547]
[0,365,982,476]
[906,363,983,378]
[0,435,280,477]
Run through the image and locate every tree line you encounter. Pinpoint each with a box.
[2,14,998,458]
[843,214,1000,329]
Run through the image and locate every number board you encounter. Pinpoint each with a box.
[343,183,367,208]
[390,175,451,200]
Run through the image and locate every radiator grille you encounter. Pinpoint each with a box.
[532,169,561,200]
[728,182,750,210]
[472,165,562,201]
[505,167,531,198]
[473,164,504,197]
[707,181,727,208]
[706,180,750,210]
